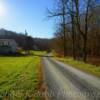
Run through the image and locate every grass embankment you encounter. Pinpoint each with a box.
[33,51,46,56]
[0,51,44,100]
[56,57,100,77]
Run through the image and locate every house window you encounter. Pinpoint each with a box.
[4,42,6,45]
[5,41,8,46]
[0,42,1,46]
[8,41,10,46]
[2,42,4,46]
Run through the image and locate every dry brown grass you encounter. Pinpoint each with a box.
[87,56,100,66]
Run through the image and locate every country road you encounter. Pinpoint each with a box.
[42,57,100,100]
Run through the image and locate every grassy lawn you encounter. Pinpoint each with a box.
[32,50,46,56]
[56,57,100,77]
[0,55,41,100]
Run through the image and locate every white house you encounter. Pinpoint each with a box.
[0,39,18,54]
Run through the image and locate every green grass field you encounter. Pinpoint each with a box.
[33,50,46,56]
[0,56,41,100]
[56,57,100,77]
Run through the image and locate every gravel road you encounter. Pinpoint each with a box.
[42,57,100,100]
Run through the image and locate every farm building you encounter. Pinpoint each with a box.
[0,39,18,54]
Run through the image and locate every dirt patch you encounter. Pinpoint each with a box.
[37,60,48,100]
[29,59,48,100]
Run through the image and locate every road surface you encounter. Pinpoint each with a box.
[42,57,100,100]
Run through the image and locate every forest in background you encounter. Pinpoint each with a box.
[48,0,100,65]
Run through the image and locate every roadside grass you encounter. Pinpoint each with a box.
[32,50,47,56]
[56,57,100,77]
[0,55,41,100]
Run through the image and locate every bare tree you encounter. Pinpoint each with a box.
[68,0,77,59]
[74,0,94,62]
[47,0,68,57]
[49,0,100,64]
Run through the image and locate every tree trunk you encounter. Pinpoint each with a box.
[62,0,67,57]
[71,0,76,59]
[83,35,87,62]
[83,0,90,62]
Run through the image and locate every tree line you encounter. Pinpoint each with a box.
[48,0,100,62]
[0,29,51,52]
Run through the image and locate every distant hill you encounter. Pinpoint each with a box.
[0,29,16,36]
[0,29,51,51]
